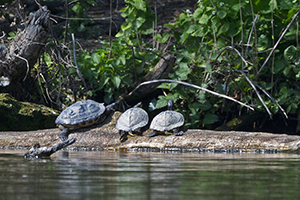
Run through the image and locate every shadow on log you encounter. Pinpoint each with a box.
[1,112,300,154]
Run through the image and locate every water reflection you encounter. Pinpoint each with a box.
[0,150,300,199]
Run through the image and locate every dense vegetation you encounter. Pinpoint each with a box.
[1,0,300,132]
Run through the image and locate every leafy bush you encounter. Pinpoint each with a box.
[150,0,300,128]
[35,0,300,130]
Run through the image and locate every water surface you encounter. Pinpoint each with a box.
[0,150,300,200]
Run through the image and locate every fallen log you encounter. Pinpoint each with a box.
[1,112,300,153]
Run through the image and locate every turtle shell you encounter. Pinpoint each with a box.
[55,100,106,128]
[150,110,184,131]
[116,107,149,132]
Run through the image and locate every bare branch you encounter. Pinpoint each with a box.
[235,70,272,118]
[13,54,30,81]
[71,33,87,89]
[127,79,254,111]
[256,8,300,77]
[215,46,253,66]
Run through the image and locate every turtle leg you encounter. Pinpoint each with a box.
[119,130,124,137]
[128,131,136,137]
[147,130,157,137]
[173,128,183,136]
[119,131,128,142]
[58,127,69,141]
[119,130,126,140]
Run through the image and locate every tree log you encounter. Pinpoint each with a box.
[1,112,300,153]
[0,6,50,100]
[24,138,76,158]
[121,54,176,102]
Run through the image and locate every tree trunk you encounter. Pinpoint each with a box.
[0,6,50,101]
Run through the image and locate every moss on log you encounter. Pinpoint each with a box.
[1,112,300,152]
[0,93,58,130]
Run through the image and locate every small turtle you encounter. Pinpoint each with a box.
[116,102,149,141]
[55,100,115,141]
[147,99,184,137]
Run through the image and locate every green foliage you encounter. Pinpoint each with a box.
[75,0,158,103]
[35,0,300,129]
[66,0,98,39]
[149,0,300,128]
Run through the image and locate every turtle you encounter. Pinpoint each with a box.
[55,100,115,141]
[116,102,149,141]
[147,99,184,137]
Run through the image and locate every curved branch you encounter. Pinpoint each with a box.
[127,79,254,111]
[256,8,300,77]
[236,70,272,118]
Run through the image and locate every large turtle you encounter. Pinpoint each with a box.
[147,99,184,137]
[116,102,149,141]
[56,100,115,140]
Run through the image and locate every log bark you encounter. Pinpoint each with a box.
[24,138,76,158]
[0,6,50,100]
[1,112,300,153]
[121,54,176,102]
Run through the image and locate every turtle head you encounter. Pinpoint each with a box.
[167,99,174,110]
[134,102,142,108]
[106,102,116,111]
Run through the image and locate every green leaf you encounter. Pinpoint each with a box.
[198,101,212,111]
[286,102,297,114]
[257,34,268,51]
[217,10,227,19]
[121,22,133,31]
[154,94,180,110]
[283,65,291,76]
[199,13,210,24]
[217,23,229,35]
[186,24,198,34]
[269,0,278,11]
[194,7,203,20]
[118,54,126,65]
[155,96,170,109]
[135,17,146,28]
[71,3,83,14]
[8,31,15,40]
[92,53,101,65]
[175,62,191,80]
[98,76,110,90]
[127,0,147,11]
[104,87,114,103]
[202,113,219,126]
[188,103,200,115]
[284,45,297,61]
[44,53,53,67]
[87,90,93,96]
[115,30,124,38]
[157,83,172,89]
[156,33,170,43]
[274,60,285,73]
[191,25,207,37]
[111,75,121,88]
[164,23,176,30]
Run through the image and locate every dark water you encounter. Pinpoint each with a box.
[0,150,300,200]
